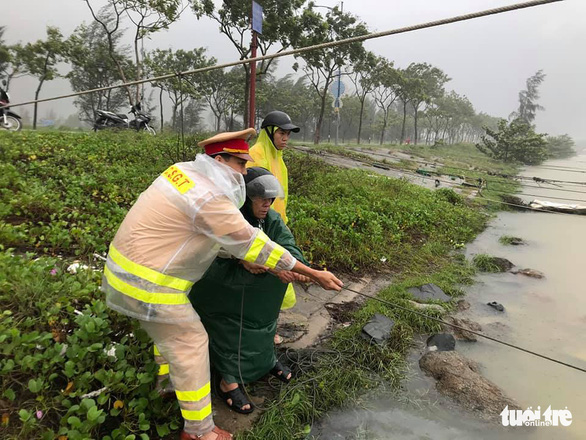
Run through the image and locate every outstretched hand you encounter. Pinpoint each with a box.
[311,270,343,291]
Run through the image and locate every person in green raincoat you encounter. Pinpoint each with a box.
[248,111,300,313]
[189,167,310,414]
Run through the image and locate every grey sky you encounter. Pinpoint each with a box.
[3,0,584,140]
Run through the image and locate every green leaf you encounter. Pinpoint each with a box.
[19,409,32,422]
[67,416,82,428]
[156,424,170,437]
[87,405,103,422]
[3,388,16,401]
[28,378,43,393]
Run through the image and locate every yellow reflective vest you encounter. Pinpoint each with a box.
[102,154,297,323]
[248,130,289,224]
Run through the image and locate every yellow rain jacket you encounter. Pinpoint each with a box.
[102,154,297,323]
[248,129,289,224]
[248,129,297,309]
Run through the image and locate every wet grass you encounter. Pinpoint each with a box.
[240,258,475,439]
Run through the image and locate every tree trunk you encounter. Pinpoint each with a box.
[134,32,141,104]
[357,98,365,144]
[400,100,407,143]
[159,88,164,132]
[314,92,327,145]
[379,114,387,145]
[414,104,419,145]
[33,77,46,130]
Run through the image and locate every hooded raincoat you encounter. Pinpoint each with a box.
[189,203,308,384]
[248,129,297,308]
[101,154,297,436]
[248,129,289,224]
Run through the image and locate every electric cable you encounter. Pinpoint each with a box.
[2,0,563,111]
[341,286,586,374]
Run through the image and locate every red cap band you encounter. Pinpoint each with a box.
[204,138,250,156]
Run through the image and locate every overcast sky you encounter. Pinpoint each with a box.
[3,0,584,141]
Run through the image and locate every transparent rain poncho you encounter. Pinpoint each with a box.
[102,154,297,323]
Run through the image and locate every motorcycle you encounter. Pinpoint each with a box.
[0,79,22,131]
[93,102,156,135]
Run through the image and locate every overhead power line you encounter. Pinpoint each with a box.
[3,0,563,110]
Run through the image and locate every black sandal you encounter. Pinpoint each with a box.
[217,384,254,414]
[270,360,292,384]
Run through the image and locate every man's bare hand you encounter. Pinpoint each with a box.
[240,260,268,274]
[310,270,343,291]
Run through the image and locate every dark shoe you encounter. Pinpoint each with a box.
[270,360,292,384]
[218,384,254,414]
[487,301,505,312]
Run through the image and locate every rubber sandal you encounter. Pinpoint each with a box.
[270,360,292,384]
[217,385,254,414]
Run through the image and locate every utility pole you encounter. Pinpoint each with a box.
[249,1,263,129]
[249,30,257,129]
[335,1,343,146]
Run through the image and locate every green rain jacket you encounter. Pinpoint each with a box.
[189,206,308,384]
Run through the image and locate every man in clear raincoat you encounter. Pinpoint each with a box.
[101,128,343,440]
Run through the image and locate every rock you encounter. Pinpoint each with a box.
[361,313,395,346]
[426,333,456,352]
[487,301,505,312]
[507,237,525,245]
[419,351,521,420]
[491,257,514,272]
[511,268,545,279]
[408,300,445,313]
[407,283,451,302]
[444,317,482,342]
[456,299,471,311]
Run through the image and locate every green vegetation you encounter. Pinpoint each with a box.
[547,134,576,159]
[476,118,548,166]
[241,259,475,440]
[499,235,524,246]
[1,131,492,439]
[472,254,509,273]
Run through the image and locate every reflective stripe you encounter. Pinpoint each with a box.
[158,364,169,375]
[265,244,286,269]
[244,230,269,263]
[153,345,161,356]
[181,403,212,421]
[175,383,211,402]
[104,266,190,305]
[109,244,193,292]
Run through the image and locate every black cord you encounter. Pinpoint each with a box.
[342,286,586,374]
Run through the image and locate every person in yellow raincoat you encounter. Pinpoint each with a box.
[248,111,300,316]
[102,128,343,440]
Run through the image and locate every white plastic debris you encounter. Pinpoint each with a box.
[67,262,89,274]
[80,386,108,399]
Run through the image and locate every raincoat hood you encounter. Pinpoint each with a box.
[247,130,289,223]
[193,153,246,208]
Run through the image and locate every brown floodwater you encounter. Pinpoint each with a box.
[312,154,586,439]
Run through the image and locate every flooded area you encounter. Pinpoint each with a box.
[312,154,586,439]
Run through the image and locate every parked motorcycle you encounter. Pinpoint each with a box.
[93,102,156,135]
[0,80,22,131]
